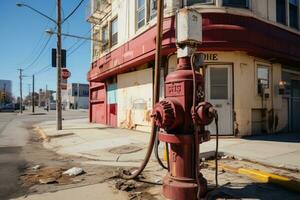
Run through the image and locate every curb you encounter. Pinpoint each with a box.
[33,126,50,142]
[209,162,300,193]
[238,168,300,193]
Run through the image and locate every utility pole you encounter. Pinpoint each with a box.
[46,84,49,112]
[56,0,62,130]
[28,84,31,109]
[18,68,23,114]
[77,83,79,109]
[32,74,35,113]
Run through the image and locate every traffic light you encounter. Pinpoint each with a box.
[52,48,66,68]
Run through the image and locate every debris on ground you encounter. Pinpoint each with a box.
[62,167,84,176]
[115,180,136,191]
[32,165,41,170]
[39,177,57,184]
[20,166,85,187]
[128,191,142,200]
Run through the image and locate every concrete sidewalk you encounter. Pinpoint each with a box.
[36,118,300,170]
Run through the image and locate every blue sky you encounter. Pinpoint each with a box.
[0,0,91,98]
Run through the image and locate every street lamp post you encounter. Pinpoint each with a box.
[17,1,63,130]
[56,0,62,130]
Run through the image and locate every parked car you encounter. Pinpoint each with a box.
[14,103,25,111]
[0,103,15,112]
[44,102,56,110]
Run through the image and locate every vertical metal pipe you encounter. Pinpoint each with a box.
[19,69,23,114]
[153,0,163,105]
[121,0,164,179]
[32,74,35,113]
[56,0,62,130]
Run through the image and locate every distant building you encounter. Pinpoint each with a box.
[38,89,55,107]
[0,80,12,95]
[0,80,12,105]
[62,83,89,109]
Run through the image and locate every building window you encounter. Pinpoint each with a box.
[276,0,287,25]
[257,65,270,95]
[136,0,146,29]
[210,68,228,99]
[149,0,157,19]
[101,25,109,51]
[223,0,249,8]
[187,0,214,6]
[277,0,299,29]
[111,17,118,46]
[289,0,299,29]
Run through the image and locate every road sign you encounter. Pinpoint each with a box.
[61,68,71,80]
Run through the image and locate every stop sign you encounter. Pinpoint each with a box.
[61,68,71,80]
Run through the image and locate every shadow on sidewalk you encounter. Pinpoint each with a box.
[208,182,300,200]
[242,132,300,143]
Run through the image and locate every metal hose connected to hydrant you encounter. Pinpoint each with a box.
[191,53,220,198]
[190,53,202,199]
[120,0,165,180]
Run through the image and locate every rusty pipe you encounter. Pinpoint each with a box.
[121,0,164,179]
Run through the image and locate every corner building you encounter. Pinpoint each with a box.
[87,0,300,136]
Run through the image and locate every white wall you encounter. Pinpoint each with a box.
[117,68,153,132]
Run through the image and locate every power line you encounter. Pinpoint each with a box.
[33,22,96,76]
[34,64,52,75]
[17,4,56,68]
[62,0,86,24]
[17,32,47,66]
[23,33,53,71]
[67,24,96,51]
[68,39,88,57]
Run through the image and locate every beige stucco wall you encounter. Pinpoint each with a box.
[117,68,153,132]
[195,51,285,136]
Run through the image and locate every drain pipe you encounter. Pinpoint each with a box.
[121,0,164,179]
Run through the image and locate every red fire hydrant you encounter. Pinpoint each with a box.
[152,56,215,200]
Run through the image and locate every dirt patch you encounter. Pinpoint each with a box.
[20,166,75,187]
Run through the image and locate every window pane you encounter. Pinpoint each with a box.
[187,0,214,6]
[111,18,118,46]
[257,66,269,94]
[150,0,157,19]
[276,0,287,24]
[138,9,145,22]
[102,27,108,50]
[210,68,228,99]
[136,0,145,29]
[111,18,118,34]
[257,67,268,80]
[138,20,145,29]
[223,0,249,8]
[137,0,145,9]
[289,0,299,29]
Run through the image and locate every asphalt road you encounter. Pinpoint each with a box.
[0,108,88,200]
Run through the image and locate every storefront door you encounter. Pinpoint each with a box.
[205,65,233,135]
[291,80,300,132]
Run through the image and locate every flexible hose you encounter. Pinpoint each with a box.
[214,111,219,187]
[120,122,157,179]
[154,129,168,169]
[121,0,164,180]
[190,53,201,199]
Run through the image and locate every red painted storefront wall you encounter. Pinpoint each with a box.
[88,12,300,125]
